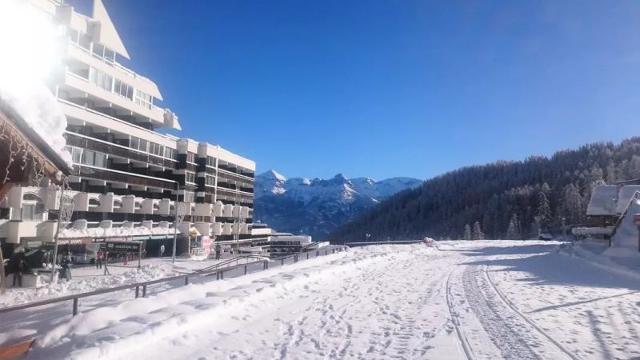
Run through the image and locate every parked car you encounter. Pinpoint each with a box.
[538,233,553,241]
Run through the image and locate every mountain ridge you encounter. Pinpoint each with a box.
[329,137,640,243]
[253,170,422,239]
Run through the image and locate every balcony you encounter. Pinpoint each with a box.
[217,168,255,185]
[1,220,58,244]
[60,101,176,150]
[194,203,212,217]
[63,71,166,127]
[71,165,176,191]
[66,132,176,169]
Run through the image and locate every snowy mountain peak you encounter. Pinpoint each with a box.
[263,169,287,182]
[333,173,348,181]
[254,171,422,239]
[255,170,287,197]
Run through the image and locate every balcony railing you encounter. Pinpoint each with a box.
[217,167,255,181]
[66,132,177,169]
[72,165,176,191]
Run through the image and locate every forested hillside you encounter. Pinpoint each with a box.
[330,138,640,242]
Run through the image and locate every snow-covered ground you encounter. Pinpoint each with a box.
[3,240,640,359]
[0,255,259,308]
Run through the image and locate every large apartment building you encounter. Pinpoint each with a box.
[0,0,255,254]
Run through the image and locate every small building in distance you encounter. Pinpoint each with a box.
[575,181,640,252]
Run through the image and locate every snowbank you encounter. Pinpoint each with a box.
[608,199,640,256]
[559,240,640,281]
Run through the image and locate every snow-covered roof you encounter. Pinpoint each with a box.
[60,226,179,239]
[587,185,618,216]
[615,185,640,214]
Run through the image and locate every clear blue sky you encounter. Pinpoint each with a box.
[82,0,640,180]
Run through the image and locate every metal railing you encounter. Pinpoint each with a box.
[342,240,424,247]
[0,246,348,318]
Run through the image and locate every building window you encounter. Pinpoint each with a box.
[187,153,196,163]
[205,175,215,186]
[139,139,148,152]
[129,137,148,152]
[114,79,134,100]
[130,137,139,150]
[94,152,106,168]
[68,29,91,52]
[104,48,116,63]
[21,203,44,221]
[66,146,82,164]
[185,172,196,184]
[92,43,116,63]
[206,156,216,167]
[135,90,154,109]
[164,147,176,160]
[81,150,95,166]
[81,150,107,168]
[89,67,113,92]
[183,191,195,203]
[149,142,164,157]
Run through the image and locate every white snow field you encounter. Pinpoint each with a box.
[4,240,640,359]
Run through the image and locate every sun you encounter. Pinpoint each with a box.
[0,0,64,92]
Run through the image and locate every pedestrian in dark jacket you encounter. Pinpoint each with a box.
[59,255,72,281]
[215,243,221,260]
[12,252,26,287]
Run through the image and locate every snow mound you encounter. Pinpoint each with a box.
[608,199,640,256]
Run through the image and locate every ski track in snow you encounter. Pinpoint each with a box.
[7,240,640,359]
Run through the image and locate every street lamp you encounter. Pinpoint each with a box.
[50,180,73,284]
[172,185,186,264]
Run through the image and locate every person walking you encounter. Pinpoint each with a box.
[12,252,25,287]
[59,255,72,281]
[215,243,221,260]
[96,250,103,269]
[160,244,165,258]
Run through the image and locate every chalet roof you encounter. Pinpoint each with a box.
[0,99,71,177]
[587,185,618,216]
[615,185,640,214]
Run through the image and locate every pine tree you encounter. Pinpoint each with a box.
[463,224,472,240]
[535,191,551,227]
[529,216,541,239]
[606,162,616,184]
[628,155,640,179]
[472,221,484,240]
[562,183,584,225]
[506,214,520,239]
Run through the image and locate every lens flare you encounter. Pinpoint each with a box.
[0,0,64,90]
[0,0,71,165]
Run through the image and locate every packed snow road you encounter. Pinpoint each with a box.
[17,241,640,359]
